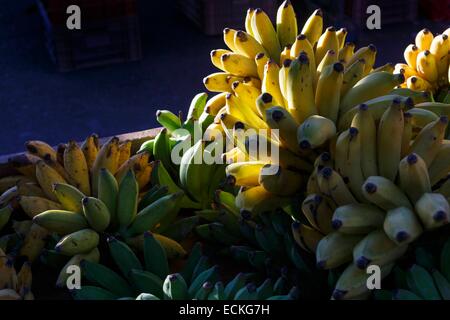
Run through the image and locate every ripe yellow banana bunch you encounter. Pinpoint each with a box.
[293,97,450,300]
[203,0,407,214]
[0,248,34,300]
[397,28,450,99]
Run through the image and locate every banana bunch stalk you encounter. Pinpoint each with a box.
[396,28,450,101]
[71,238,297,300]
[294,97,450,299]
[139,93,227,210]
[375,238,450,300]
[0,247,34,300]
[202,0,407,213]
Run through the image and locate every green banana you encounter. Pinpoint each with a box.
[33,210,88,235]
[163,273,188,300]
[55,229,99,256]
[117,170,138,230]
[156,110,182,133]
[53,183,84,213]
[415,193,450,230]
[331,204,385,234]
[362,176,412,210]
[72,286,118,300]
[398,153,431,203]
[129,269,164,299]
[384,207,423,244]
[82,197,111,232]
[188,265,219,297]
[108,237,142,280]
[98,168,119,226]
[143,231,169,280]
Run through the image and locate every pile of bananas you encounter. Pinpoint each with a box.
[0,248,33,300]
[202,1,411,212]
[72,237,297,300]
[397,28,450,100]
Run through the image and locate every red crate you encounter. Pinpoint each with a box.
[37,0,142,72]
[177,0,279,36]
[419,0,450,21]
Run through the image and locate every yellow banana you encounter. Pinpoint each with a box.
[406,76,433,91]
[16,262,32,298]
[300,9,323,47]
[341,58,365,96]
[301,193,335,234]
[316,62,344,123]
[118,140,132,169]
[384,207,423,245]
[338,42,355,65]
[18,196,62,218]
[221,53,258,78]
[210,49,230,71]
[7,153,40,179]
[232,81,261,115]
[115,151,150,184]
[256,92,275,120]
[19,223,49,262]
[404,44,419,70]
[35,160,67,202]
[416,50,438,83]
[91,137,120,196]
[203,72,243,93]
[258,164,303,196]
[430,34,449,79]
[225,161,264,187]
[401,112,413,157]
[372,62,395,74]
[286,53,317,124]
[278,58,291,105]
[255,52,269,80]
[265,106,301,154]
[52,183,84,212]
[25,140,57,162]
[235,185,287,216]
[362,176,412,210]
[223,28,239,52]
[64,140,90,196]
[316,49,338,82]
[336,28,348,49]
[317,167,356,206]
[291,221,324,254]
[234,30,267,60]
[245,8,255,37]
[280,45,291,65]
[297,115,336,150]
[408,107,440,129]
[332,203,384,234]
[316,232,363,270]
[81,134,99,171]
[276,0,297,48]
[315,27,339,67]
[262,59,285,106]
[346,45,377,76]
[398,153,431,203]
[291,34,316,77]
[251,8,281,62]
[204,92,227,116]
[415,193,450,230]
[415,28,434,51]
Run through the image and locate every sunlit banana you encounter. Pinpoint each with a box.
[300,9,323,47]
[251,8,281,62]
[415,28,434,51]
[53,183,84,213]
[82,197,111,232]
[362,176,412,210]
[55,229,99,256]
[331,204,384,234]
[315,62,344,122]
[415,193,450,230]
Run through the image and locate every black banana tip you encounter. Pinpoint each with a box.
[255,8,263,14]
[331,219,342,230]
[256,52,265,60]
[439,116,449,124]
[272,110,285,122]
[424,50,431,56]
[297,52,309,64]
[404,112,412,119]
[283,59,292,68]
[236,31,247,42]
[297,34,307,40]
[404,97,414,108]
[321,152,331,162]
[407,153,418,165]
[433,211,447,222]
[368,44,377,52]
[397,73,406,83]
[333,62,344,73]
[299,140,311,150]
[364,182,377,194]
[231,81,240,90]
[443,34,448,40]
[316,260,326,269]
[261,92,273,103]
[332,289,347,300]
[234,122,245,130]
[82,197,89,205]
[313,194,322,204]
[410,76,418,83]
[356,256,371,269]
[223,28,230,34]
[396,231,410,243]
[358,103,368,111]
[349,127,359,137]
[225,175,236,186]
[321,167,333,179]
[315,9,323,17]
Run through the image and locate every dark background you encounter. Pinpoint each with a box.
[0,0,448,154]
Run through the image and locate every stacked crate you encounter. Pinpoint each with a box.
[37,0,142,72]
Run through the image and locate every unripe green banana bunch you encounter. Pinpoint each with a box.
[70,237,297,300]
[294,97,450,300]
[201,0,415,215]
[396,27,450,101]
[139,93,227,210]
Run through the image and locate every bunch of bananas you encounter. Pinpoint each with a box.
[292,97,450,299]
[396,28,450,100]
[71,237,297,300]
[0,247,33,300]
[202,1,408,212]
[139,93,226,210]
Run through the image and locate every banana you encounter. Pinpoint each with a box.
[291,34,316,75]
[276,0,297,48]
[251,8,281,62]
[153,234,187,259]
[107,236,143,281]
[225,161,264,187]
[203,72,243,93]
[56,247,100,288]
[287,53,317,124]
[156,110,181,134]
[18,196,62,218]
[0,176,35,194]
[82,197,111,232]
[255,52,269,80]
[53,183,84,213]
[25,140,57,162]
[377,98,404,180]
[234,30,267,61]
[316,62,344,122]
[115,151,150,184]
[278,58,291,105]
[346,45,377,76]
[265,106,301,154]
[408,107,439,128]
[262,59,285,106]
[415,102,450,117]
[163,274,188,300]
[142,231,169,280]
[301,9,323,46]
[415,28,434,51]
[55,229,99,256]
[416,50,438,83]
[235,185,287,216]
[373,62,395,74]
[259,164,303,196]
[297,115,336,150]
[389,88,431,104]
[13,220,33,237]
[64,141,90,195]
[398,153,431,203]
[351,104,377,179]
[188,265,219,298]
[384,207,423,245]
[331,203,385,234]
[401,112,413,157]
[91,137,120,196]
[362,176,412,210]
[124,192,183,237]
[291,221,324,254]
[226,93,267,129]
[16,262,32,298]
[223,28,239,52]
[410,116,448,166]
[81,134,99,171]
[316,232,363,270]
[118,140,132,169]
[210,49,229,71]
[340,72,405,114]
[415,193,450,229]
[232,81,261,115]
[429,143,450,186]
[315,27,339,67]
[245,8,255,37]
[280,45,292,65]
[404,44,419,70]
[332,263,394,300]
[316,49,338,81]
[341,59,365,96]
[204,92,227,116]
[97,169,119,228]
[35,160,67,202]
[80,259,134,297]
[221,53,258,78]
[117,170,138,230]
[336,28,348,49]
[430,34,449,79]
[19,223,49,262]
[301,193,334,234]
[395,63,418,78]
[0,205,12,231]
[317,167,356,206]
[33,210,88,235]
[407,76,433,91]
[8,153,40,179]
[338,42,355,65]
[353,230,408,269]
[334,128,365,201]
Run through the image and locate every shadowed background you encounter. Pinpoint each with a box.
[0,0,448,154]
